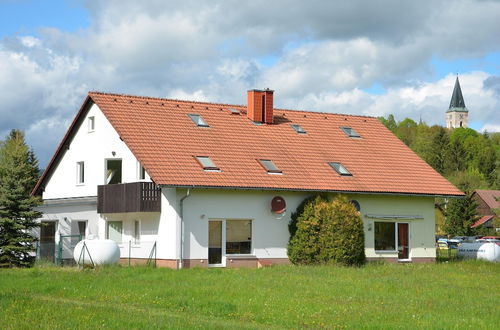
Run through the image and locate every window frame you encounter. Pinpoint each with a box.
[341,126,361,138]
[106,221,123,244]
[374,221,410,255]
[291,124,307,134]
[88,116,95,133]
[225,219,253,256]
[195,156,220,171]
[105,158,123,185]
[137,161,147,181]
[76,161,85,185]
[258,159,282,174]
[133,220,141,246]
[329,162,352,176]
[188,113,209,127]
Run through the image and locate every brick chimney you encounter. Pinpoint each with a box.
[247,89,274,124]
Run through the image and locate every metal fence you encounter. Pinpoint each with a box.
[36,237,157,268]
[118,240,157,267]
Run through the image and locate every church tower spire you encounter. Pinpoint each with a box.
[446,76,469,128]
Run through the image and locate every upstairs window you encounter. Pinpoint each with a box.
[259,159,282,174]
[88,116,95,132]
[138,163,146,180]
[76,161,85,184]
[329,162,352,176]
[341,126,360,138]
[188,114,209,127]
[106,159,122,184]
[196,156,220,171]
[291,124,307,134]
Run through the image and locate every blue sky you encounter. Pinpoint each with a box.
[0,0,89,36]
[0,0,499,167]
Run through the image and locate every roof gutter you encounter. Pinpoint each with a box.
[178,188,192,269]
[160,184,465,199]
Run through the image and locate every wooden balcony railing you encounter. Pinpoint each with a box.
[97,182,161,213]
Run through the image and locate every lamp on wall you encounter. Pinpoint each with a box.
[111,151,116,156]
[367,223,372,231]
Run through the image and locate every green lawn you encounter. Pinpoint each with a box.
[0,261,498,329]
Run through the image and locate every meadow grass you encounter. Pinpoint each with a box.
[0,261,498,329]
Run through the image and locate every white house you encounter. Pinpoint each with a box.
[33,89,463,268]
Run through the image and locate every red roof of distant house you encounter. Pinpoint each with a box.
[33,91,465,197]
[474,190,500,210]
[471,215,495,228]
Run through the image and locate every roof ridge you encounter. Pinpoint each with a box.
[88,91,376,119]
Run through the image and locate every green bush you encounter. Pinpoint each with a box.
[288,195,365,266]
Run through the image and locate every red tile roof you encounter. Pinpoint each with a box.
[33,91,464,197]
[474,190,500,210]
[471,215,495,228]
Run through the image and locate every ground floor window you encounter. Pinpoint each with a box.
[208,219,252,265]
[133,220,140,245]
[226,220,252,255]
[107,221,123,243]
[374,221,410,259]
[375,222,396,251]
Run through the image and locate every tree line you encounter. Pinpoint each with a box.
[379,115,499,236]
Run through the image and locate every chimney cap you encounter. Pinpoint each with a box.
[247,88,274,93]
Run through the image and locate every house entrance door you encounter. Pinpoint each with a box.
[397,223,409,260]
[40,221,56,262]
[208,221,224,267]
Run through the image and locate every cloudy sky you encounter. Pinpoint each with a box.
[1,0,499,167]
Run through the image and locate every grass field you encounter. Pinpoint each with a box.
[0,261,498,329]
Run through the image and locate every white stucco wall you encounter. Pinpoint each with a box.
[42,103,150,200]
[176,189,436,262]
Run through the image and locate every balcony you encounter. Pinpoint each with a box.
[97,182,161,213]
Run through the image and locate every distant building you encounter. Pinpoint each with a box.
[471,190,499,232]
[446,77,469,129]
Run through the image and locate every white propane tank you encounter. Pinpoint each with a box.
[73,238,120,265]
[457,242,500,262]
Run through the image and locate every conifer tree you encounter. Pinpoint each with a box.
[0,130,42,267]
[443,193,478,236]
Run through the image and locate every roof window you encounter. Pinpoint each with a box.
[341,126,360,138]
[329,162,352,176]
[259,159,282,174]
[229,108,240,115]
[188,114,209,127]
[196,156,220,171]
[291,124,306,134]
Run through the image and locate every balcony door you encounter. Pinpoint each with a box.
[40,221,56,262]
[105,159,122,184]
[208,220,224,267]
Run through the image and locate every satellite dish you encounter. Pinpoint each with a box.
[271,196,286,214]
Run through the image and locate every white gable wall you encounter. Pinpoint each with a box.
[42,103,150,200]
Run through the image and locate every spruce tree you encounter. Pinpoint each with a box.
[443,193,479,236]
[0,130,42,267]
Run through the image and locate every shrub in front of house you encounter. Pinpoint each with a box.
[288,195,365,266]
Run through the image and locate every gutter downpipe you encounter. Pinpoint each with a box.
[179,188,191,269]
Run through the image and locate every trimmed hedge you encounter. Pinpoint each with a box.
[287,195,365,266]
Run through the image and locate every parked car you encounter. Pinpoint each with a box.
[476,236,500,243]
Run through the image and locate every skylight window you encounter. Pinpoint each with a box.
[259,159,282,174]
[291,124,307,134]
[188,114,209,127]
[196,156,220,171]
[341,126,361,138]
[229,108,240,115]
[329,162,352,176]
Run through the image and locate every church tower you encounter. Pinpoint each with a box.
[446,76,469,129]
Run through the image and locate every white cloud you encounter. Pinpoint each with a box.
[1,0,500,166]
